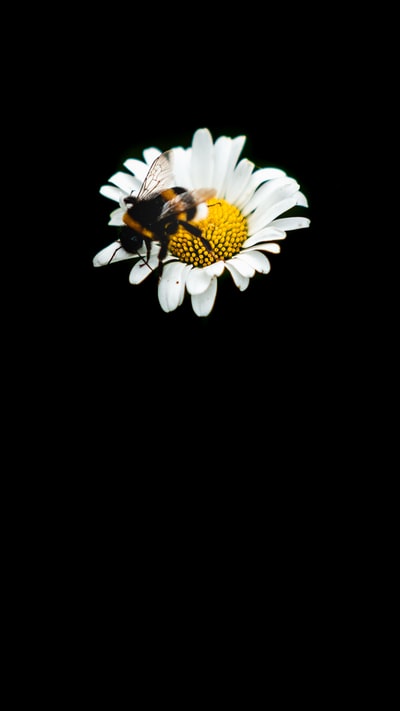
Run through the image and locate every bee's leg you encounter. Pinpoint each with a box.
[178,220,214,254]
[145,238,152,264]
[107,242,122,264]
[139,237,153,270]
[155,221,180,277]
[156,239,170,278]
[158,241,168,261]
[199,235,214,253]
[178,220,201,237]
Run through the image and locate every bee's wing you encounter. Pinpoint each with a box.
[159,188,217,220]
[137,150,176,201]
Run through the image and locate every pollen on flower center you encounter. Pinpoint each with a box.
[167,199,248,268]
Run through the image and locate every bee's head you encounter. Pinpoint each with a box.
[124,194,137,207]
[119,225,143,252]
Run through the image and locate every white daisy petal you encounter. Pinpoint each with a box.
[142,148,162,166]
[242,227,286,247]
[191,128,214,188]
[128,253,159,284]
[123,158,151,182]
[186,267,212,295]
[220,135,247,197]
[99,185,124,202]
[225,262,250,291]
[229,256,256,278]
[171,146,193,188]
[212,136,234,194]
[108,171,141,194]
[235,167,287,210]
[253,167,287,181]
[247,195,299,234]
[225,158,255,205]
[296,192,309,207]
[157,262,188,313]
[93,242,134,267]
[236,250,271,274]
[209,261,225,277]
[242,177,300,217]
[250,242,281,254]
[108,207,125,226]
[191,278,218,317]
[271,217,311,231]
[186,261,225,295]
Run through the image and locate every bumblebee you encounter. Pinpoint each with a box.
[109,150,216,274]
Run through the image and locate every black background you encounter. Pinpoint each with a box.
[83,118,331,394]
[46,13,344,461]
[79,84,330,364]
[35,12,348,471]
[17,12,360,674]
[86,123,319,341]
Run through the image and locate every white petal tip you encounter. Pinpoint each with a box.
[296,192,309,207]
[93,252,110,267]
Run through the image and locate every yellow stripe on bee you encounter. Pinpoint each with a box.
[123,213,154,239]
[161,188,177,201]
[160,188,187,219]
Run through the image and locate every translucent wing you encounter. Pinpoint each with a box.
[137,150,176,201]
[159,188,217,220]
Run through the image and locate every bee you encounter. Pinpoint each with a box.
[109,150,216,274]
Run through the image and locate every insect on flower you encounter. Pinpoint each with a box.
[109,149,216,275]
[94,128,310,317]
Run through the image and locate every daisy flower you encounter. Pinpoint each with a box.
[93,128,310,317]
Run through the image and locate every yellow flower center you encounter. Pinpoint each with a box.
[168,199,248,268]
